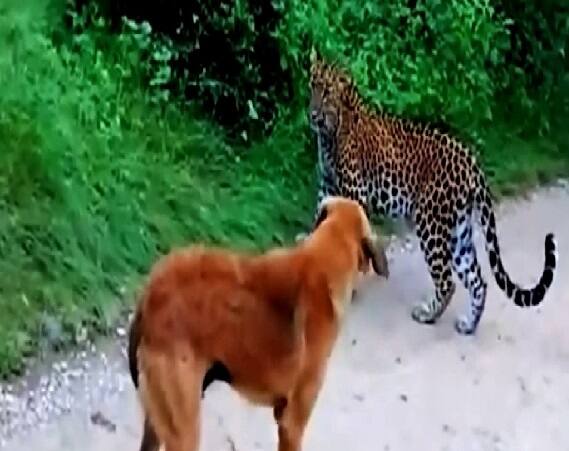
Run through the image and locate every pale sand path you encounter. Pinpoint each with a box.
[2,184,568,451]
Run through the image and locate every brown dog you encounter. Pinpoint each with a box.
[128,196,389,451]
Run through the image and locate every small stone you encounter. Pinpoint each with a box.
[116,327,126,338]
[353,393,365,402]
[399,394,408,402]
[76,327,88,343]
[90,411,117,433]
[517,376,527,393]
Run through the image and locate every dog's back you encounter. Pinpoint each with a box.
[137,245,308,391]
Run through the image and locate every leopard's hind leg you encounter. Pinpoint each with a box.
[411,199,456,324]
[450,208,487,335]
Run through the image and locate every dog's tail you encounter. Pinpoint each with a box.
[128,307,142,388]
[128,306,161,451]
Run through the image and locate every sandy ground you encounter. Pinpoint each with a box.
[1,184,569,451]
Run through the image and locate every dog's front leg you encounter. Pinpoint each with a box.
[274,366,325,451]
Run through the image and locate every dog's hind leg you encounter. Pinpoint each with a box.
[276,365,326,451]
[139,346,206,451]
[138,417,160,451]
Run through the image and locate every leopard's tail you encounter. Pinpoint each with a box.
[475,180,557,307]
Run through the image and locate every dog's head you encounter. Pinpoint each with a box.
[313,196,389,279]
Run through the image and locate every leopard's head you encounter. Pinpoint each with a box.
[308,49,359,134]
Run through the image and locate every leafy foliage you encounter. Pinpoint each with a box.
[493,0,569,133]
[72,0,569,142]
[70,0,293,141]
[278,0,510,139]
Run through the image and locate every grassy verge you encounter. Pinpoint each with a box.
[482,127,569,198]
[0,0,567,379]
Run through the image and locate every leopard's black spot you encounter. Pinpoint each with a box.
[488,250,497,267]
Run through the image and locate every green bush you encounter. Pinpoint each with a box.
[278,0,512,137]
[493,0,569,133]
[73,0,568,142]
[69,0,293,141]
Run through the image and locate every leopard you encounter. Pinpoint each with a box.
[305,50,558,335]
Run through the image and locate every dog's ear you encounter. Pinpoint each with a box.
[313,202,329,230]
[362,235,389,278]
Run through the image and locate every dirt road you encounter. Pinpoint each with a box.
[2,184,569,451]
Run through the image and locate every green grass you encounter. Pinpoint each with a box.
[481,127,569,197]
[0,0,567,379]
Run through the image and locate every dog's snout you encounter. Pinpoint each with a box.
[310,110,319,121]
